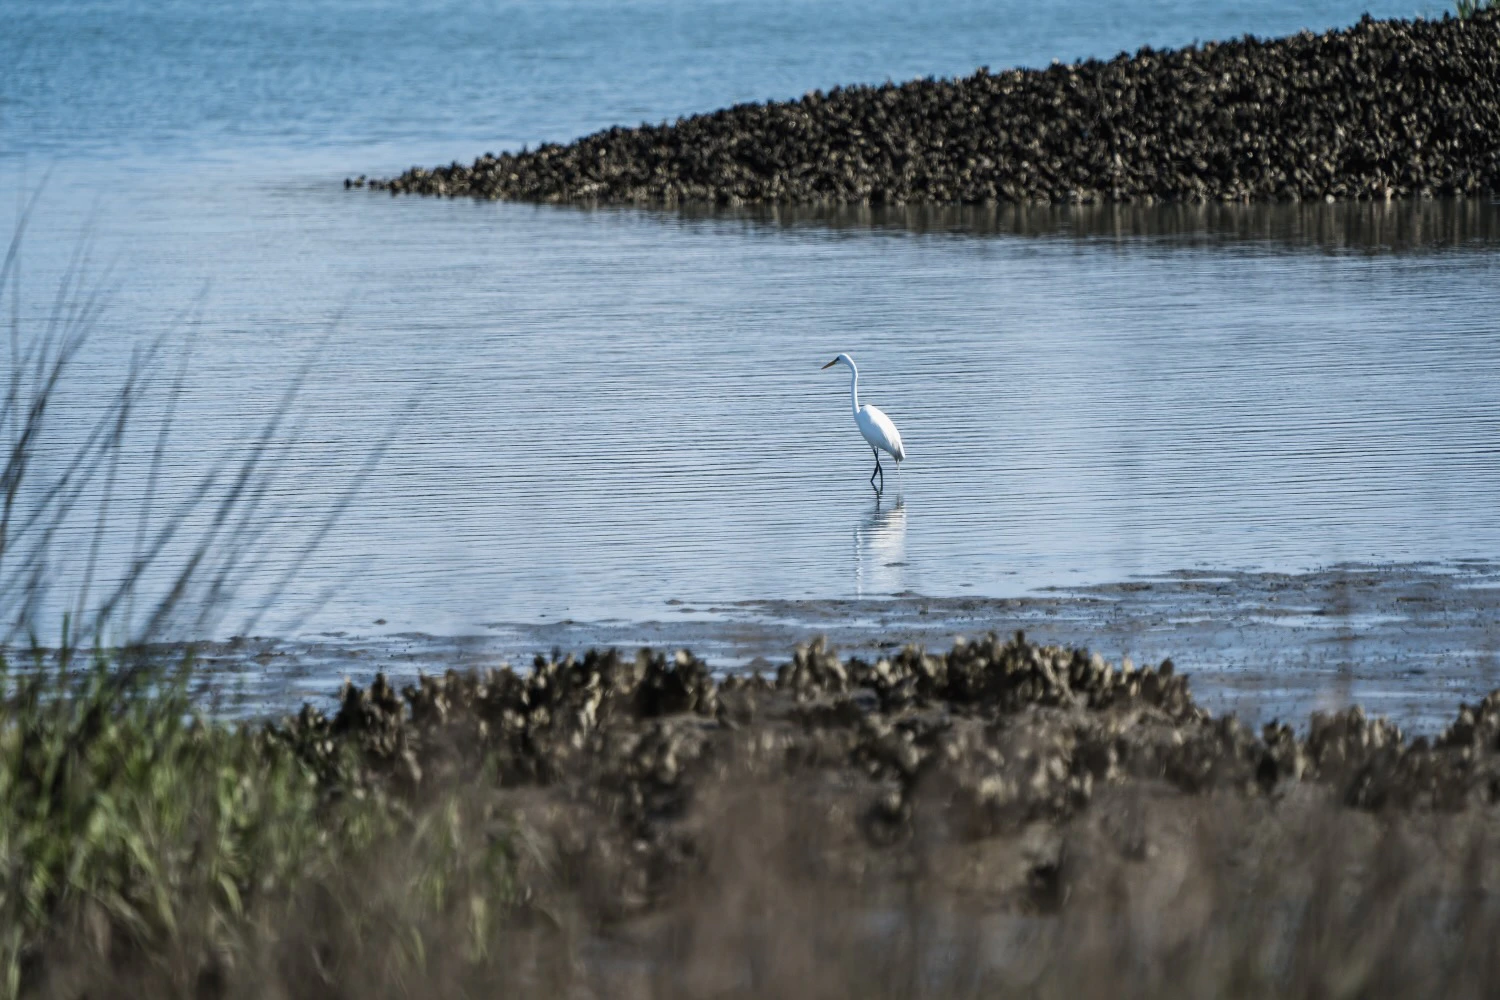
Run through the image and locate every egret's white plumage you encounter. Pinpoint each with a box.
[822,352,905,491]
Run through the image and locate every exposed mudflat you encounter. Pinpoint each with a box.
[365,13,1500,206]
[175,562,1500,733]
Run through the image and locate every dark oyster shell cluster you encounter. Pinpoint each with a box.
[358,12,1500,206]
[280,632,1500,833]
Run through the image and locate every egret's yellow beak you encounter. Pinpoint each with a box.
[821,359,838,369]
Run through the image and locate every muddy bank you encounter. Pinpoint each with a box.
[361,12,1500,206]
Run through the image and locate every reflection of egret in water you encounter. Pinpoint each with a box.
[854,497,907,598]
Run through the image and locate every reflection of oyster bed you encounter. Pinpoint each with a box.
[689,196,1500,254]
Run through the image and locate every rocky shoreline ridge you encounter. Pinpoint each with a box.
[357,12,1500,207]
[289,632,1500,923]
[305,633,1500,829]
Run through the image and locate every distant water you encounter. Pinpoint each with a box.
[5,0,1500,642]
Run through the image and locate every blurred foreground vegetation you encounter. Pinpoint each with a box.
[5,637,1500,999]
[0,652,519,998]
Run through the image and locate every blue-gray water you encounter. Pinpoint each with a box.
[6,0,1500,663]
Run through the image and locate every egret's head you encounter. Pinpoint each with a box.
[821,352,854,371]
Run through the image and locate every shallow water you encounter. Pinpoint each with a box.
[5,0,1500,675]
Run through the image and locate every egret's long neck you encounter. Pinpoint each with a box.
[846,361,861,416]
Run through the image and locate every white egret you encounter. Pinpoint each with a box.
[821,353,905,492]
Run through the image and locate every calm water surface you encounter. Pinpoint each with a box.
[5,0,1500,648]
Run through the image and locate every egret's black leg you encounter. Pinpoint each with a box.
[870,448,884,492]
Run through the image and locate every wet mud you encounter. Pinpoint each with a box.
[195,563,1500,733]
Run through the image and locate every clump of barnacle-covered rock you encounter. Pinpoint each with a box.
[358,12,1500,206]
[270,630,1500,914]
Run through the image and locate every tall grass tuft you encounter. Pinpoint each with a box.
[0,200,458,997]
[0,654,525,997]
